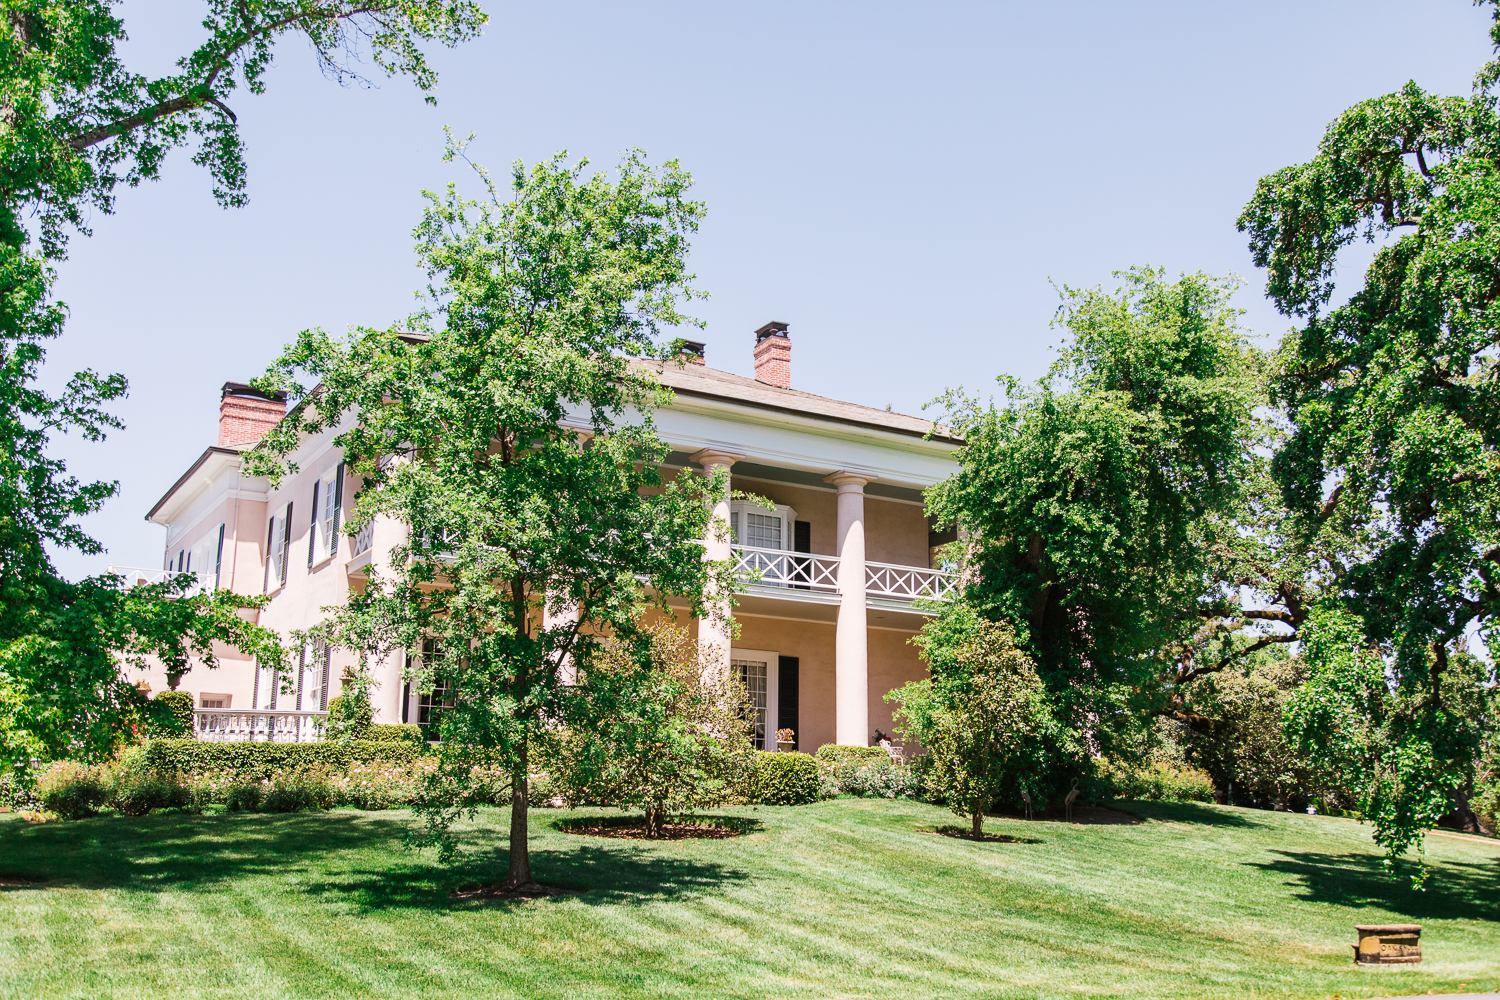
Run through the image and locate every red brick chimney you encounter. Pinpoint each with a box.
[680,340,706,366]
[218,382,287,447]
[753,321,791,388]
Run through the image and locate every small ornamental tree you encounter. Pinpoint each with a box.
[890,604,1052,838]
[252,143,728,890]
[557,623,756,836]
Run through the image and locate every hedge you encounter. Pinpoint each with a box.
[137,738,426,780]
[813,744,891,767]
[366,724,425,746]
[752,751,822,805]
[153,691,195,735]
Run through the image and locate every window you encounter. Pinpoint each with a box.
[728,501,797,551]
[308,465,345,566]
[408,639,454,729]
[731,648,779,751]
[264,502,292,591]
[187,525,224,593]
[200,694,231,709]
[306,639,331,712]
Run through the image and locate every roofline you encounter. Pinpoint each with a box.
[145,446,241,522]
[665,382,961,445]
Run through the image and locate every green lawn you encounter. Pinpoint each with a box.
[1,798,1497,999]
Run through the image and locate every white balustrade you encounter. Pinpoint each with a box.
[193,709,328,743]
[731,544,841,593]
[864,559,959,602]
[107,566,209,596]
[350,522,375,557]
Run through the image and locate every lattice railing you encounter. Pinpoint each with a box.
[731,545,840,593]
[193,709,328,743]
[865,560,959,602]
[107,566,207,595]
[350,521,375,557]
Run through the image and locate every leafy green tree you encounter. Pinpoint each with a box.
[1285,608,1491,883]
[0,2,484,764]
[556,623,756,837]
[890,603,1052,838]
[927,268,1282,757]
[1238,2,1500,863]
[252,144,727,890]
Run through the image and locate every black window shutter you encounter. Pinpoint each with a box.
[777,656,799,748]
[281,502,293,585]
[214,524,225,590]
[264,517,275,592]
[319,644,332,711]
[794,521,811,553]
[295,643,307,711]
[308,482,319,567]
[331,463,344,554]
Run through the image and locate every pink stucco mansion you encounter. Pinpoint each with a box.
[121,324,960,752]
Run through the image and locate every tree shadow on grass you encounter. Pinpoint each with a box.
[0,811,752,912]
[1245,849,1500,922]
[1104,800,1271,828]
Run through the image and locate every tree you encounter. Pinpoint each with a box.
[890,603,1051,838]
[251,143,726,891]
[555,623,756,837]
[1285,608,1492,884]
[0,2,485,764]
[926,268,1282,763]
[1237,1,1500,863]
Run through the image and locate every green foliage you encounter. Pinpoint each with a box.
[249,143,725,881]
[1091,759,1215,804]
[152,691,195,737]
[0,2,484,768]
[1284,607,1490,881]
[324,693,373,741]
[112,774,191,817]
[752,752,822,806]
[367,723,424,746]
[556,625,757,835]
[34,760,111,819]
[812,745,890,767]
[821,757,925,800]
[134,738,425,782]
[927,269,1280,754]
[891,606,1054,836]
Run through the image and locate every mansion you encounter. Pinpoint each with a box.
[122,323,960,751]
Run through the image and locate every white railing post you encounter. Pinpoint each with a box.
[192,708,329,743]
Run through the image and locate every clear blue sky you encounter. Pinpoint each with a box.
[43,1,1497,579]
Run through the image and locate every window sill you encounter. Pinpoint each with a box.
[310,553,335,572]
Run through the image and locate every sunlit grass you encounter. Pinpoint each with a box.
[1,797,1497,998]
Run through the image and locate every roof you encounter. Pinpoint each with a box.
[645,361,958,443]
[145,446,241,522]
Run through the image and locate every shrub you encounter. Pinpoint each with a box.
[223,780,264,812]
[813,744,890,768]
[828,758,925,800]
[114,774,192,816]
[327,762,426,810]
[0,771,40,812]
[35,761,113,819]
[136,738,425,781]
[324,694,373,741]
[1093,759,1215,803]
[261,770,334,812]
[366,723,424,746]
[153,691,196,736]
[753,751,822,805]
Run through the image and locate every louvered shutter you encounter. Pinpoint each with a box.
[281,503,293,585]
[331,462,345,554]
[308,481,319,567]
[319,643,332,711]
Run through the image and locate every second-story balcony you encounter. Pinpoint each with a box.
[730,544,956,608]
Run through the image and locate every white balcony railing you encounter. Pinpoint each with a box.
[865,559,960,603]
[350,522,375,558]
[107,566,209,596]
[732,544,841,593]
[193,709,328,743]
[729,545,956,604]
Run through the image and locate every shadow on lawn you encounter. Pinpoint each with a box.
[1247,849,1500,921]
[1106,800,1271,828]
[0,811,751,911]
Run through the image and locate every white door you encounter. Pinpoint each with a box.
[730,648,779,750]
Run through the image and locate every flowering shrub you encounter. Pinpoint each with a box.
[35,761,113,819]
[1093,759,1214,803]
[824,758,925,800]
[327,762,429,810]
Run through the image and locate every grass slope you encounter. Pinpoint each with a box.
[1,798,1497,999]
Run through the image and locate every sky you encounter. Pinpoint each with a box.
[42,0,1498,580]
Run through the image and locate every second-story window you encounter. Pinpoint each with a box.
[308,464,344,566]
[728,501,798,551]
[265,502,292,591]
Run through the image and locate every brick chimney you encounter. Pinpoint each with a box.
[218,382,287,447]
[753,321,791,388]
[679,340,706,365]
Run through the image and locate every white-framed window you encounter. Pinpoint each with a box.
[264,502,291,592]
[200,693,231,709]
[305,639,331,712]
[728,501,797,551]
[186,524,225,593]
[308,464,345,566]
[730,648,779,751]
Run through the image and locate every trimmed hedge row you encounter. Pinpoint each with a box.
[138,738,427,779]
[153,691,195,735]
[753,751,822,805]
[813,744,891,767]
[367,724,425,746]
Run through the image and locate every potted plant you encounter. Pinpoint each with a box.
[775,728,796,752]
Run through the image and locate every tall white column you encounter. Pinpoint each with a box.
[691,446,744,675]
[825,470,877,746]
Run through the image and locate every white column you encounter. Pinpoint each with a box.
[691,446,744,676]
[825,470,877,747]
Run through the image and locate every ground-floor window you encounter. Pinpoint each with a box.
[731,648,779,750]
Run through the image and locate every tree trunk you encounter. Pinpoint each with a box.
[507,736,532,886]
[646,803,666,838]
[972,810,982,839]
